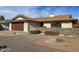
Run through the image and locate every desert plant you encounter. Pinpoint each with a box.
[29,30,41,34]
[44,31,59,35]
[56,37,64,42]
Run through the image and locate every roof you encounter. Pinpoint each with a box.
[11,15,31,22]
[12,15,30,20]
[11,15,78,22]
[32,15,77,22]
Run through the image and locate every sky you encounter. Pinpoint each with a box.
[0,6,79,20]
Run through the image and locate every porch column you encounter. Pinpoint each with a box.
[24,22,29,32]
[9,23,12,31]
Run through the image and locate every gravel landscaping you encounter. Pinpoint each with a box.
[47,37,69,46]
[33,35,79,52]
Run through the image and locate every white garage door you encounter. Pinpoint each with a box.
[61,22,72,28]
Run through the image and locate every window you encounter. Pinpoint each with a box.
[40,22,43,27]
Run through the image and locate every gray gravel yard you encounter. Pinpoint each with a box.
[0,31,63,52]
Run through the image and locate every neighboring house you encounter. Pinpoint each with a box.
[9,15,78,32]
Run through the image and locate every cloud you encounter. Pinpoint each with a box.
[22,6,52,18]
[0,6,70,18]
[24,6,69,18]
[21,6,41,17]
[0,9,18,14]
[34,6,71,17]
[0,9,20,19]
[0,6,79,19]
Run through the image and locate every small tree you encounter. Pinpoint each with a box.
[0,16,5,21]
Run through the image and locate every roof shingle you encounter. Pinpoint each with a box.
[32,15,73,22]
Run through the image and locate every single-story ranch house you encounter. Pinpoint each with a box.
[9,15,78,32]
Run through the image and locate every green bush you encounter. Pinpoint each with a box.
[44,31,59,35]
[29,30,41,34]
[56,38,64,42]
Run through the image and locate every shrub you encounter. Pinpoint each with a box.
[29,30,41,34]
[44,31,59,35]
[56,38,64,42]
[42,26,47,28]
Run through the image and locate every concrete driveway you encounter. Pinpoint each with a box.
[0,30,28,36]
[0,31,63,52]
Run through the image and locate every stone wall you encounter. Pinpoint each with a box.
[31,27,79,35]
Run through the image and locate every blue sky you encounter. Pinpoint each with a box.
[0,6,79,20]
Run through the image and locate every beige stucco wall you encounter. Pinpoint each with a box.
[9,23,12,31]
[24,22,28,32]
[43,23,51,28]
[61,22,72,28]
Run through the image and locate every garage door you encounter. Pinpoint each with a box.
[61,22,72,28]
[12,22,24,31]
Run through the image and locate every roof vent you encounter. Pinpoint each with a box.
[49,15,54,17]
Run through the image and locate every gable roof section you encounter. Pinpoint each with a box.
[12,15,30,20]
[11,15,31,22]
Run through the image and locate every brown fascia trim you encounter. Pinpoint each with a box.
[10,18,78,23]
[10,18,32,23]
[10,18,30,22]
[27,20,40,22]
